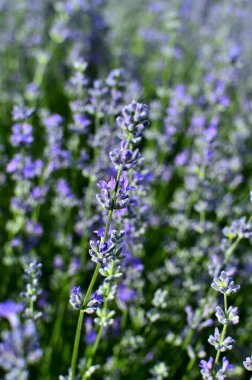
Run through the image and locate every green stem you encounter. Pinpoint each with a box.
[224,235,241,264]
[214,294,228,368]
[224,293,227,313]
[29,298,34,318]
[82,259,115,380]
[70,265,100,380]
[182,329,194,350]
[71,310,86,380]
[214,324,227,367]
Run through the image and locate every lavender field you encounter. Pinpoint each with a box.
[1,1,252,379]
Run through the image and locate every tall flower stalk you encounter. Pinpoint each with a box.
[200,271,240,379]
[69,101,149,380]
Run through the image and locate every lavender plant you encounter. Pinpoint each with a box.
[1,1,252,379]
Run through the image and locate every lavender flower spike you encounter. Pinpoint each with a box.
[70,101,149,380]
[116,100,150,134]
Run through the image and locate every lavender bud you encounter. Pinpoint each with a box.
[89,239,115,264]
[116,100,150,136]
[69,286,83,310]
[85,291,103,314]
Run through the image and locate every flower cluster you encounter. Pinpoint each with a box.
[223,217,252,240]
[10,123,33,147]
[200,357,233,380]
[96,178,132,210]
[116,101,150,134]
[208,328,235,352]
[211,271,240,295]
[215,305,239,325]
[109,141,141,171]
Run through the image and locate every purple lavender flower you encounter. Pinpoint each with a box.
[215,306,239,325]
[96,177,132,210]
[69,286,83,310]
[106,69,125,88]
[25,220,43,237]
[85,79,108,116]
[69,114,90,134]
[211,271,240,295]
[94,227,112,237]
[10,123,33,147]
[109,140,141,171]
[56,179,79,207]
[175,150,189,167]
[12,105,34,121]
[53,255,63,269]
[208,327,235,351]
[44,114,63,130]
[199,356,214,378]
[85,291,103,314]
[0,319,42,378]
[199,356,233,380]
[105,69,126,114]
[243,356,252,371]
[30,185,48,205]
[223,217,252,240]
[185,304,214,331]
[84,317,97,345]
[117,283,137,304]
[116,100,150,135]
[6,154,43,180]
[89,239,115,264]
[0,300,23,328]
[215,357,234,379]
